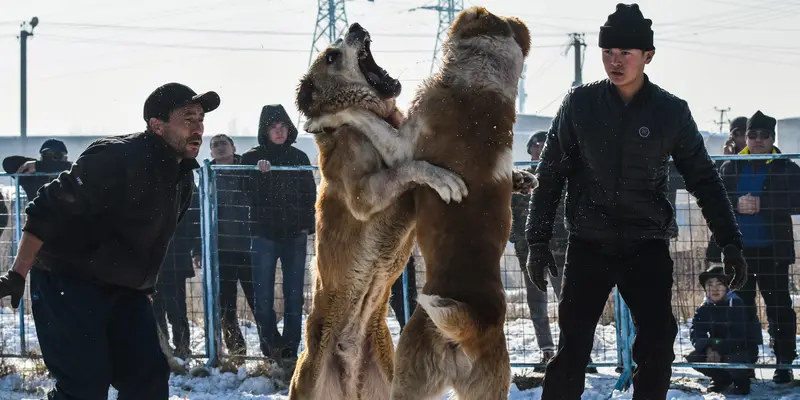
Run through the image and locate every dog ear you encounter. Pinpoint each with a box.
[296,76,314,114]
[506,17,531,58]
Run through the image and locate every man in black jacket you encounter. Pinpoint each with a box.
[0,82,219,399]
[524,4,747,399]
[2,138,73,202]
[208,133,260,358]
[241,104,316,361]
[707,110,798,384]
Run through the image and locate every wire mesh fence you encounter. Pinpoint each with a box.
[0,153,798,392]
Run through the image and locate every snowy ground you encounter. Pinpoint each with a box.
[0,306,797,399]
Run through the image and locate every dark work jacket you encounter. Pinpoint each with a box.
[526,75,743,252]
[158,185,200,285]
[211,155,252,253]
[690,291,762,356]
[706,148,800,263]
[24,132,199,291]
[241,105,316,240]
[511,168,567,257]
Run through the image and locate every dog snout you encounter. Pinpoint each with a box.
[347,23,369,42]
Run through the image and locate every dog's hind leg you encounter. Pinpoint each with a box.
[450,329,511,400]
[389,311,451,400]
[357,290,396,400]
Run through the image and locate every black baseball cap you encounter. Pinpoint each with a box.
[39,138,68,154]
[143,82,221,122]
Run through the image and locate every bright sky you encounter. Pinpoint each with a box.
[0,0,797,138]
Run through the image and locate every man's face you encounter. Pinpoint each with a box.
[529,140,544,161]
[705,278,727,303]
[269,122,289,145]
[152,103,205,160]
[746,129,774,155]
[602,48,653,87]
[210,136,235,160]
[40,151,67,162]
[730,128,746,151]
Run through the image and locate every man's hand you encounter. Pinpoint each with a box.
[525,243,559,293]
[737,194,759,215]
[257,160,271,173]
[0,270,26,308]
[16,161,36,174]
[706,348,721,363]
[722,244,748,290]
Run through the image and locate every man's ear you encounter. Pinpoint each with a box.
[644,50,655,64]
[148,117,164,136]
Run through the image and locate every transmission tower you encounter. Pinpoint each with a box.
[564,33,586,88]
[714,106,731,134]
[308,0,350,67]
[411,0,464,75]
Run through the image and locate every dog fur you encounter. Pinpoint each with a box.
[288,23,470,400]
[304,7,533,399]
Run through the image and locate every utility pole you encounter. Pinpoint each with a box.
[714,106,731,134]
[518,63,527,113]
[411,0,464,75]
[19,17,38,151]
[566,33,586,88]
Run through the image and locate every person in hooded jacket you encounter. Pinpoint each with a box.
[241,104,316,361]
[706,110,799,384]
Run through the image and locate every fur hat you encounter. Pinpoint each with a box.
[598,3,655,51]
[746,110,776,134]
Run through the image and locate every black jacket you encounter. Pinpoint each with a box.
[241,104,316,240]
[0,190,7,230]
[211,155,253,253]
[526,76,743,251]
[706,149,800,263]
[690,292,762,355]
[158,184,200,285]
[24,132,199,291]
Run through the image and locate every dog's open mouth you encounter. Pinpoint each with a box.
[358,37,401,98]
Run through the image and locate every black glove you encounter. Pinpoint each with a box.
[721,244,748,290]
[525,243,559,293]
[0,270,26,309]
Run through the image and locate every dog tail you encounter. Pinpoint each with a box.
[416,294,478,344]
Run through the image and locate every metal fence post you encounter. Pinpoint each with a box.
[13,177,26,356]
[401,268,410,325]
[613,287,634,393]
[199,161,221,366]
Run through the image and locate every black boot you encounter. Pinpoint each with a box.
[773,367,793,384]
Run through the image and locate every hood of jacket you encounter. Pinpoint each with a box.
[257,104,298,147]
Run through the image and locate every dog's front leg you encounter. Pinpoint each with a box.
[305,109,416,168]
[344,161,468,221]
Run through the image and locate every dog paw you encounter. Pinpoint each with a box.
[303,115,342,134]
[512,169,538,194]
[424,164,469,204]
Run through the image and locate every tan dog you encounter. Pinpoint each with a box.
[304,7,532,399]
[289,22,470,400]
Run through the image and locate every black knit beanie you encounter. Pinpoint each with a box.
[747,110,776,133]
[729,116,748,134]
[599,3,655,51]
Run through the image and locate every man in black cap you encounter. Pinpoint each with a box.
[724,116,748,156]
[0,82,219,399]
[525,4,747,398]
[707,110,798,384]
[2,138,73,201]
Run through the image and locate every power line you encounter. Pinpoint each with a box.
[42,34,432,53]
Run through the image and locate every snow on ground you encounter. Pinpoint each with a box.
[0,305,798,399]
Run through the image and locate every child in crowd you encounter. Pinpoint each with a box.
[686,266,763,394]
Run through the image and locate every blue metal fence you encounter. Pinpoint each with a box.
[0,153,798,395]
